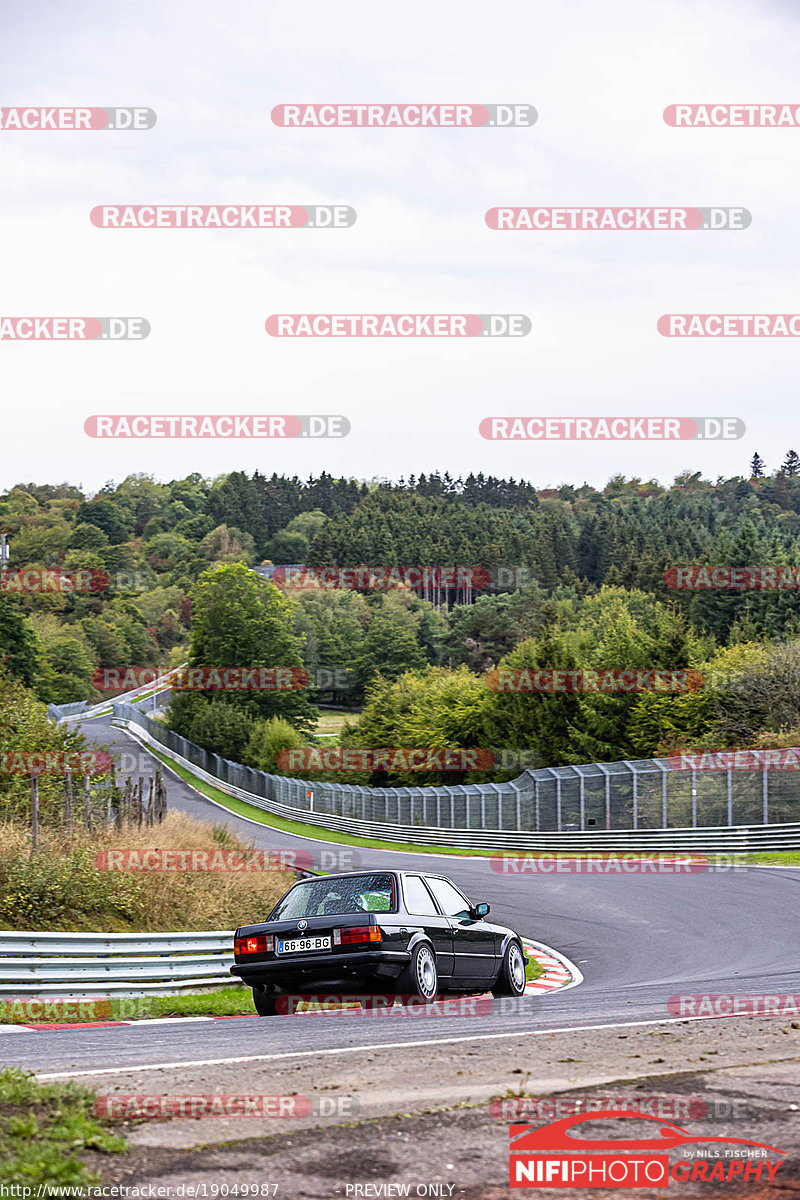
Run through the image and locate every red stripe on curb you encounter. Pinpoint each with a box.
[25,1020,130,1030]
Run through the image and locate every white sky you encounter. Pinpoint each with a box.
[1,0,799,494]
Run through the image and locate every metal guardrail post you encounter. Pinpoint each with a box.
[596,764,611,829]
[662,764,668,827]
[622,761,637,830]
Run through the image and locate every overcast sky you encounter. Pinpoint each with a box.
[1,0,799,494]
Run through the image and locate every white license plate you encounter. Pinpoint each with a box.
[277,936,331,954]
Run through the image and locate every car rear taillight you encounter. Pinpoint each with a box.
[333,926,382,945]
[234,934,274,956]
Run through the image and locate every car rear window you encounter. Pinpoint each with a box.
[269,873,396,919]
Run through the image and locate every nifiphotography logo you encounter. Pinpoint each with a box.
[508,1111,784,1188]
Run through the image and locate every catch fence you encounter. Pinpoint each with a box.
[113,705,800,849]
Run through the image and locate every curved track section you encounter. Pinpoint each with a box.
[3,712,799,1075]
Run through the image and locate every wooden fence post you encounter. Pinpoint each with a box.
[64,768,74,835]
[30,771,40,852]
[155,766,167,822]
[118,776,131,832]
[83,773,92,832]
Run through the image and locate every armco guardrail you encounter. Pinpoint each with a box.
[0,930,235,996]
[47,699,89,721]
[113,705,800,851]
[48,665,186,725]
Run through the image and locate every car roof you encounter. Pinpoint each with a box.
[293,869,448,881]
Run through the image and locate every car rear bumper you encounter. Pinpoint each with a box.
[231,948,410,989]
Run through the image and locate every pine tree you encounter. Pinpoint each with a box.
[749,452,765,478]
[782,450,800,477]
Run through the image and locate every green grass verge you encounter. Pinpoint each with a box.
[738,851,800,864]
[128,987,256,1018]
[524,956,543,983]
[0,986,256,1025]
[314,710,356,737]
[0,1067,126,1189]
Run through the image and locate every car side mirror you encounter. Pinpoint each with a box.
[472,902,490,918]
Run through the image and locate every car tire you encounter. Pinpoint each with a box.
[252,987,278,1016]
[491,940,527,997]
[398,942,438,1000]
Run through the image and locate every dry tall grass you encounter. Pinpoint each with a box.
[0,812,294,932]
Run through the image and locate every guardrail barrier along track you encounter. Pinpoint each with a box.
[48,666,185,725]
[0,930,235,996]
[113,705,800,851]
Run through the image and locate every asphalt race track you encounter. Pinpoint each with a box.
[3,711,800,1076]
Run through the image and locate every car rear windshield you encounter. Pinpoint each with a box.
[269,874,396,919]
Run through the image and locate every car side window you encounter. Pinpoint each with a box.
[427,877,471,917]
[403,875,439,916]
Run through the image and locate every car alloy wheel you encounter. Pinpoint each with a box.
[508,941,526,993]
[415,945,438,997]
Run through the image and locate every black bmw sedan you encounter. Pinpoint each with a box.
[231,869,529,1015]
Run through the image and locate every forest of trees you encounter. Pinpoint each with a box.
[4,461,800,787]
